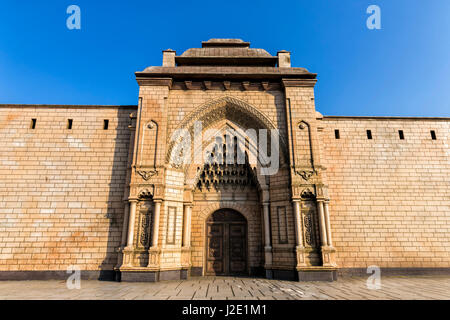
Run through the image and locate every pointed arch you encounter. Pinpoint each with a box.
[165,95,289,167]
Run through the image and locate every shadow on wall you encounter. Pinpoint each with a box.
[98,108,133,281]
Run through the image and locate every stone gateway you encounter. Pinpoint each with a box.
[0,39,449,282]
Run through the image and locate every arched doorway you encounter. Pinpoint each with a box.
[205,209,248,276]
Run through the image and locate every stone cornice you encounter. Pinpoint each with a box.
[136,77,173,87]
[135,67,316,81]
[282,78,318,88]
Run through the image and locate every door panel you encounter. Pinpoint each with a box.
[206,224,224,274]
[229,224,246,274]
[206,211,247,276]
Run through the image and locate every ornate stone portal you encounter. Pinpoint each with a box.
[117,38,337,282]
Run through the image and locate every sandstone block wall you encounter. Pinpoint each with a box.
[320,117,450,268]
[0,105,135,272]
[1,102,449,274]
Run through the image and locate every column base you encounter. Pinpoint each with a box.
[321,245,337,267]
[181,246,192,268]
[296,246,308,268]
[147,247,161,268]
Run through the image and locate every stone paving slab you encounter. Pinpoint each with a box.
[0,275,449,300]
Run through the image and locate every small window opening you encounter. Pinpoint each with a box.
[334,129,340,139]
[30,119,37,129]
[366,130,372,140]
[399,130,405,140]
[103,119,109,130]
[430,130,437,140]
[67,119,73,129]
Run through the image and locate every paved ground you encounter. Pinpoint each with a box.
[0,275,449,300]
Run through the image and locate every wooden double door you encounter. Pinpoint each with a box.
[206,209,247,276]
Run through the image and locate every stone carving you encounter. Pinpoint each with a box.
[139,212,151,247]
[196,162,257,191]
[195,138,258,191]
[165,96,289,164]
[148,249,160,266]
[138,188,154,199]
[203,81,212,90]
[316,184,329,198]
[304,213,313,246]
[301,188,315,199]
[184,81,193,90]
[296,170,315,181]
[137,170,158,181]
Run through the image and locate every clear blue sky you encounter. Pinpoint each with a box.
[0,0,449,116]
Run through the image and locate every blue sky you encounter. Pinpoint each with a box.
[0,0,449,116]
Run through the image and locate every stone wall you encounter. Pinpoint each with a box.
[320,117,450,269]
[1,103,449,276]
[0,105,136,275]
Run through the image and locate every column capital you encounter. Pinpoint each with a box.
[153,199,163,203]
[183,202,193,207]
[128,198,138,203]
[262,202,270,206]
